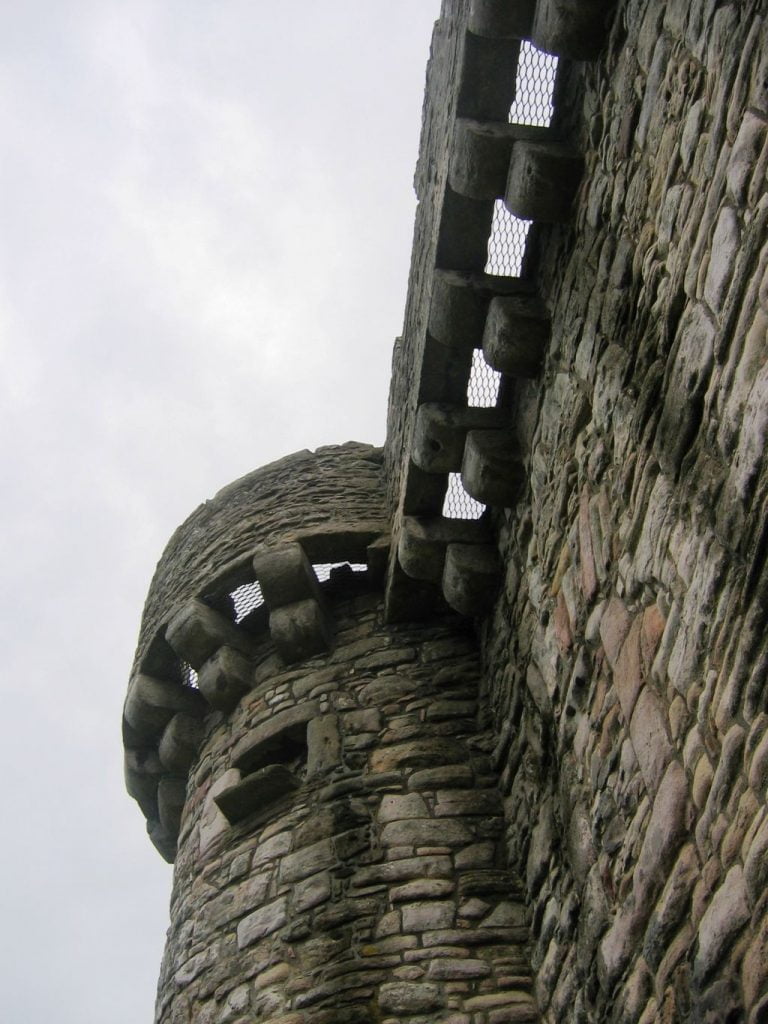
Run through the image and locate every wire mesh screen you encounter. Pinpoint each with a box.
[509,41,558,127]
[467,348,502,408]
[314,562,367,583]
[485,42,559,277]
[231,580,264,623]
[443,473,485,520]
[182,662,199,689]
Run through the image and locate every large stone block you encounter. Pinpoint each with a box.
[442,542,502,617]
[124,748,162,819]
[412,402,510,474]
[232,702,318,773]
[504,141,583,222]
[196,646,252,711]
[436,186,496,272]
[450,120,551,200]
[469,0,536,38]
[159,713,206,773]
[398,516,493,582]
[165,598,255,669]
[481,295,550,377]
[269,598,332,663]
[461,429,526,508]
[251,542,322,608]
[124,674,206,741]
[457,32,520,121]
[531,0,616,60]
[157,775,188,836]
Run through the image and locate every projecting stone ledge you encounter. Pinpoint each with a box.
[166,598,257,670]
[399,516,493,583]
[449,120,551,201]
[505,140,583,223]
[469,0,536,39]
[413,403,510,474]
[462,429,526,508]
[482,295,549,377]
[443,543,502,617]
[214,765,301,825]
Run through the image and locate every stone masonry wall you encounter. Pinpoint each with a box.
[158,596,539,1024]
[478,1,768,1021]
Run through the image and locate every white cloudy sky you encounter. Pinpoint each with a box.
[0,3,439,1020]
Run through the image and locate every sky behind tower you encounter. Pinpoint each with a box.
[0,4,440,1020]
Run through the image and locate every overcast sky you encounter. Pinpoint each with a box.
[0,3,439,1020]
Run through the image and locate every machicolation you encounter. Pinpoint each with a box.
[124,1,768,1021]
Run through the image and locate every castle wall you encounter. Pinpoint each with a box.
[475,2,768,1021]
[156,599,537,1024]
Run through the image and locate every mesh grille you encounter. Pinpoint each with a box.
[509,41,558,127]
[182,663,199,689]
[231,580,264,623]
[313,562,367,583]
[467,349,501,409]
[485,42,559,277]
[443,473,485,520]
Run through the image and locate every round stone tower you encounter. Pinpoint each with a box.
[124,442,537,1024]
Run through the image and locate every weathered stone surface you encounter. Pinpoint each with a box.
[159,713,206,773]
[196,646,252,711]
[124,674,205,740]
[166,598,255,669]
[442,542,501,617]
[482,295,549,378]
[269,598,332,663]
[469,0,535,38]
[398,515,491,582]
[531,0,616,59]
[232,703,317,773]
[461,430,526,508]
[504,141,583,222]
[412,402,510,474]
[450,120,550,201]
[306,714,342,777]
[251,542,322,609]
[214,765,300,824]
[236,897,288,949]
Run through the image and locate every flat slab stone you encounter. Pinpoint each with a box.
[214,764,301,824]
[232,702,318,773]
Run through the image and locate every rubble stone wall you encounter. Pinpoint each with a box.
[478,1,768,1021]
[157,599,539,1024]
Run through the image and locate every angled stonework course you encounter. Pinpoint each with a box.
[125,0,768,1021]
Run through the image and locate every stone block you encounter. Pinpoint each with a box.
[694,866,751,983]
[442,542,501,617]
[306,715,342,777]
[504,141,583,222]
[251,542,322,609]
[436,185,495,273]
[237,896,288,949]
[531,0,616,60]
[461,430,526,508]
[214,764,300,824]
[398,516,492,582]
[196,646,252,711]
[232,703,317,773]
[269,598,332,664]
[412,402,510,474]
[469,0,535,38]
[147,817,177,863]
[368,737,466,774]
[124,747,162,819]
[428,270,491,350]
[457,32,520,121]
[166,598,255,669]
[378,982,441,1014]
[159,713,205,773]
[450,120,550,200]
[482,295,549,377]
[124,674,206,741]
[402,461,449,517]
[158,775,187,836]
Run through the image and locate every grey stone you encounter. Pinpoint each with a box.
[166,598,255,669]
[269,598,332,664]
[158,713,205,773]
[412,402,510,474]
[158,775,187,835]
[505,141,583,222]
[378,981,442,1014]
[457,33,520,121]
[380,817,473,847]
[694,865,751,982]
[449,120,550,200]
[436,186,495,273]
[236,897,288,949]
[482,295,549,378]
[197,647,252,711]
[461,430,526,508]
[232,703,317,773]
[214,764,300,824]
[442,542,501,617]
[398,515,491,583]
[532,0,616,59]
[469,0,535,37]
[306,714,342,777]
[124,673,205,740]
[251,542,322,609]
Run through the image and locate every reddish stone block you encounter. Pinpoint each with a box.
[553,590,573,651]
[641,604,666,672]
[615,616,644,721]
[579,487,598,602]
[599,596,631,669]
